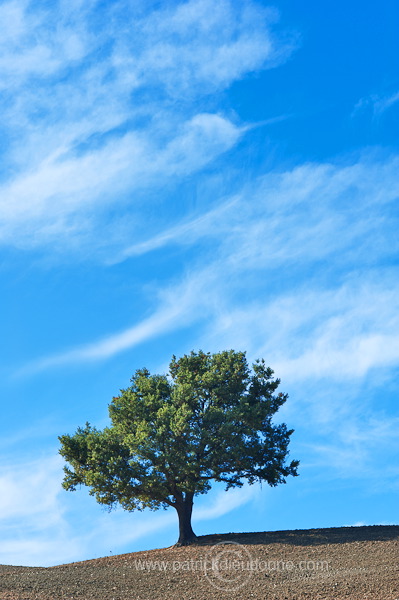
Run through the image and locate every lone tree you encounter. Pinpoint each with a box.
[59,350,299,546]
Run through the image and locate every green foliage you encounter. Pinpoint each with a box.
[59,350,299,517]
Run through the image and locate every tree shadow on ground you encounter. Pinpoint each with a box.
[196,525,399,547]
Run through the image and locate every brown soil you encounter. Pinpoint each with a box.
[0,525,398,599]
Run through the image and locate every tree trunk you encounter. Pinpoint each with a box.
[175,492,197,546]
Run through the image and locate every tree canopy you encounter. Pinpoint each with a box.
[59,350,299,545]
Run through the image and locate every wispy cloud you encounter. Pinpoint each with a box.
[0,452,170,566]
[121,0,294,95]
[0,0,90,88]
[17,264,218,375]
[201,277,399,381]
[194,485,259,521]
[0,449,258,566]
[0,113,243,249]
[353,89,399,117]
[0,454,77,566]
[116,195,241,261]
[0,455,63,526]
[0,0,292,252]
[116,154,399,267]
[303,415,399,485]
[17,153,399,381]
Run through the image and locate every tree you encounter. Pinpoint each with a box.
[59,350,299,546]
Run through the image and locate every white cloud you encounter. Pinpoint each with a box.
[197,277,399,382]
[0,113,242,248]
[376,90,399,113]
[0,0,289,252]
[269,285,399,380]
[0,0,91,87]
[128,0,290,94]
[16,153,399,382]
[353,89,399,117]
[295,403,399,490]
[305,437,399,485]
[0,451,166,566]
[117,196,240,260]
[0,454,78,566]
[194,485,259,521]
[115,154,399,268]
[0,443,259,566]
[18,264,218,375]
[157,113,242,175]
[0,456,63,525]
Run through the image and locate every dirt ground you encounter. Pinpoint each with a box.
[0,525,398,599]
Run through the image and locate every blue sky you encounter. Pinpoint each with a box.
[0,0,398,567]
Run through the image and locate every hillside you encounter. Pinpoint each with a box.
[0,525,398,599]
